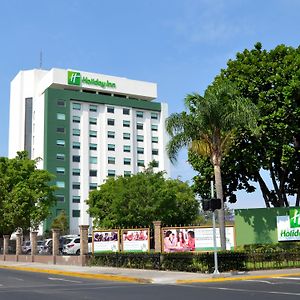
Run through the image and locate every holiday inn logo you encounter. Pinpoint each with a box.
[67,70,116,89]
[68,71,81,86]
[290,208,300,228]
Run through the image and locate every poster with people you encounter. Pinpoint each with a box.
[122,229,149,252]
[93,230,119,253]
[162,226,235,252]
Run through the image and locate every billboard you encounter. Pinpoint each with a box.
[122,229,150,252]
[162,226,235,252]
[93,230,119,253]
[277,208,300,241]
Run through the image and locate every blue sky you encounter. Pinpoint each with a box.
[0,0,299,209]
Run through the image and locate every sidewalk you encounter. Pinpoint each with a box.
[0,260,299,284]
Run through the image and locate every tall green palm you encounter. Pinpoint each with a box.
[166,80,258,249]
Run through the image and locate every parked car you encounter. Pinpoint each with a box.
[22,240,44,254]
[40,235,79,255]
[62,236,92,255]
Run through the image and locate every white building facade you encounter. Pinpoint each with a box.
[9,68,170,233]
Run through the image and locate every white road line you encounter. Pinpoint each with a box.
[48,277,82,284]
[273,277,300,281]
[245,280,276,285]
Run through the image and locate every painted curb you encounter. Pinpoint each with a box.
[177,272,300,284]
[0,265,152,284]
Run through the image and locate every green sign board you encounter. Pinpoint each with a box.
[67,71,116,89]
[290,208,300,228]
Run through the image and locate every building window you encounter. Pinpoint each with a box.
[90,170,97,177]
[137,135,144,142]
[152,149,159,155]
[72,210,80,218]
[137,160,145,167]
[108,157,115,164]
[89,104,97,112]
[123,120,130,127]
[152,136,158,143]
[56,153,65,160]
[151,112,158,120]
[108,144,115,151]
[152,160,159,167]
[90,156,97,164]
[72,116,80,123]
[72,168,80,176]
[72,182,80,190]
[56,139,65,146]
[107,170,116,177]
[56,127,65,133]
[89,130,97,138]
[72,129,80,136]
[90,183,98,190]
[72,196,80,203]
[124,171,131,177]
[107,106,114,113]
[137,147,144,154]
[57,100,65,107]
[123,145,131,152]
[56,194,65,202]
[136,111,143,118]
[107,131,115,138]
[151,124,158,131]
[89,143,97,151]
[72,155,80,162]
[56,181,65,188]
[56,167,65,174]
[137,123,143,130]
[57,113,66,120]
[72,141,80,149]
[89,117,97,125]
[124,158,131,165]
[123,108,130,115]
[123,132,130,140]
[107,119,115,126]
[72,103,81,110]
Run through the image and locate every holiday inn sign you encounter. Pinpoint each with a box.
[277,208,300,241]
[68,71,116,89]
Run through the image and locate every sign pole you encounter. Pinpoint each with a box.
[211,181,220,275]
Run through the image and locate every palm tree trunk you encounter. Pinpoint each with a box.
[213,162,226,250]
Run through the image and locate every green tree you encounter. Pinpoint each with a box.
[191,43,300,207]
[51,210,69,235]
[87,167,199,228]
[0,151,56,235]
[166,80,258,249]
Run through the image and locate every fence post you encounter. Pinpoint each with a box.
[79,225,89,266]
[16,232,22,260]
[3,235,10,258]
[153,221,162,253]
[52,228,60,264]
[30,231,38,261]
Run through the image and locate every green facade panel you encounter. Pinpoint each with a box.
[234,207,290,246]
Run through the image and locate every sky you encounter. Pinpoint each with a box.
[0,0,299,209]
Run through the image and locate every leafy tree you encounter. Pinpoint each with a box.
[51,210,69,235]
[87,167,199,228]
[0,151,56,235]
[166,80,258,249]
[192,43,300,207]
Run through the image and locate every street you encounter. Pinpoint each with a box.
[0,268,299,300]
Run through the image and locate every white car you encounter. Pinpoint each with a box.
[62,236,92,255]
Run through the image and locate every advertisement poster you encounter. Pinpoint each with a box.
[162,226,235,252]
[122,229,149,252]
[277,208,300,241]
[93,230,119,253]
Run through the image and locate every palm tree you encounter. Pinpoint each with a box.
[166,80,258,249]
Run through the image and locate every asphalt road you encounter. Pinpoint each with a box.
[0,269,299,300]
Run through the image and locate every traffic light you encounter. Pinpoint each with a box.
[201,198,221,211]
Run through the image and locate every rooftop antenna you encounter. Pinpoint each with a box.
[39,49,43,69]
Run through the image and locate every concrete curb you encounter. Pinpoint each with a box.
[0,265,152,284]
[177,272,300,284]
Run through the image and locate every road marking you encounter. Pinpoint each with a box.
[273,277,300,281]
[48,277,82,284]
[245,279,276,284]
